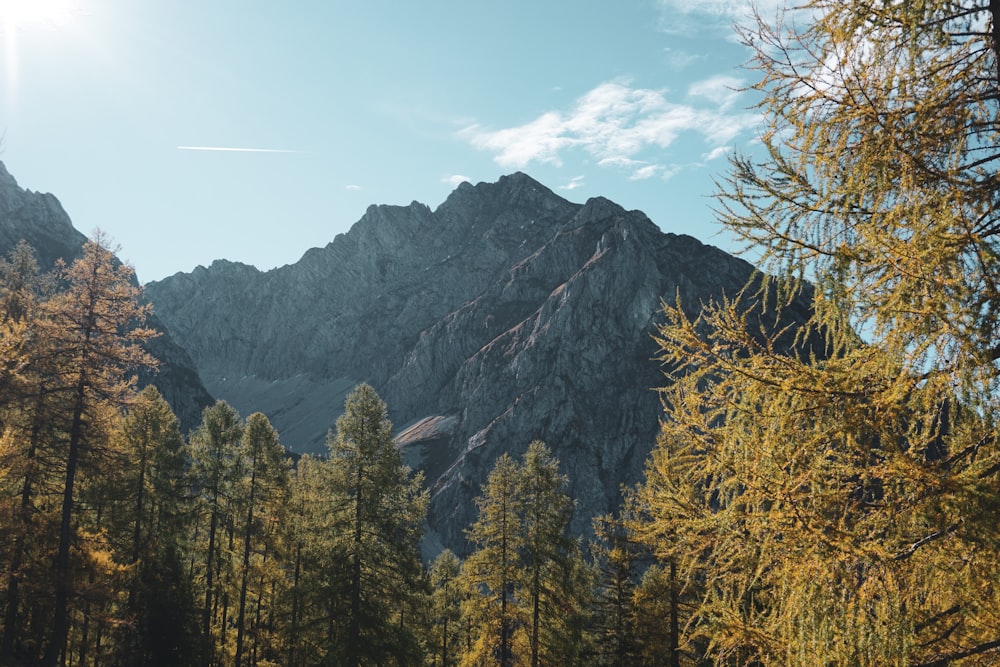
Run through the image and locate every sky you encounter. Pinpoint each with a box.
[0,0,783,284]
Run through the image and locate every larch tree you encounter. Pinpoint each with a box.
[461,452,526,667]
[233,411,289,667]
[326,383,428,667]
[427,549,463,667]
[635,1,1000,665]
[0,241,54,662]
[517,441,576,667]
[36,234,155,667]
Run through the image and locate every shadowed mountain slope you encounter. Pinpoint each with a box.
[0,161,213,432]
[147,173,810,553]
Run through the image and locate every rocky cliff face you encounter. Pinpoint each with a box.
[0,161,213,432]
[148,173,809,554]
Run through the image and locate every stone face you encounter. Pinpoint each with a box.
[0,161,213,432]
[148,172,808,555]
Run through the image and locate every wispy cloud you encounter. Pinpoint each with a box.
[702,145,731,161]
[663,47,705,72]
[656,0,789,30]
[629,165,662,181]
[459,79,758,179]
[558,175,585,191]
[177,146,306,154]
[345,184,362,191]
[688,75,744,110]
[443,174,472,188]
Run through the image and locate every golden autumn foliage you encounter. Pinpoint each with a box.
[632,1,1000,665]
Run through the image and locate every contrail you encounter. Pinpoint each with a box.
[177,146,306,154]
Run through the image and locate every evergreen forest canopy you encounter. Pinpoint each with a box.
[2,0,1000,665]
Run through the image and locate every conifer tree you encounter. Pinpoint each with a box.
[189,400,244,667]
[428,549,463,667]
[326,383,428,666]
[0,241,54,662]
[115,384,197,666]
[35,234,155,667]
[233,411,289,667]
[635,1,1000,664]
[461,452,525,667]
[279,453,341,667]
[518,441,574,667]
[460,443,582,667]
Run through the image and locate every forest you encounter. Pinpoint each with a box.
[3,0,1000,665]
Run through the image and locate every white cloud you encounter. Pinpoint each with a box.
[442,174,472,188]
[558,175,586,191]
[663,47,704,72]
[657,0,788,25]
[598,156,646,169]
[345,184,362,191]
[654,0,793,40]
[629,165,661,181]
[702,145,731,161]
[687,75,744,110]
[460,79,759,175]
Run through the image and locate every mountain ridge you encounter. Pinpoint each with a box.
[147,172,794,553]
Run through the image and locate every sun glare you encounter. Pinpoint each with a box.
[0,0,77,30]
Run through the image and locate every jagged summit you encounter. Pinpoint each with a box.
[146,172,791,555]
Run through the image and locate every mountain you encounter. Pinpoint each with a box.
[0,161,213,432]
[147,173,812,553]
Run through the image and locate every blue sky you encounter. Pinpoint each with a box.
[0,0,780,283]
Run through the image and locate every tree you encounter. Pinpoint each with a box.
[189,400,244,667]
[460,442,582,667]
[428,549,463,667]
[461,452,525,667]
[233,412,289,667]
[636,1,1000,664]
[326,383,428,666]
[517,441,575,667]
[279,453,341,667]
[590,514,640,667]
[115,384,197,666]
[0,241,54,662]
[36,234,155,666]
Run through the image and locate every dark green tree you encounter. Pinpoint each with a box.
[189,400,244,667]
[115,384,198,666]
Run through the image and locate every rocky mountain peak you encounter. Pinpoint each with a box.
[147,173,811,555]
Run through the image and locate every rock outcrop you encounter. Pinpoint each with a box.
[147,173,810,554]
[0,161,213,432]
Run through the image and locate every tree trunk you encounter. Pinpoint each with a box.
[41,377,87,667]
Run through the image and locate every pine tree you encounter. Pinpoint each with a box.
[0,241,54,662]
[590,514,639,667]
[460,443,582,667]
[189,400,244,667]
[115,384,198,666]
